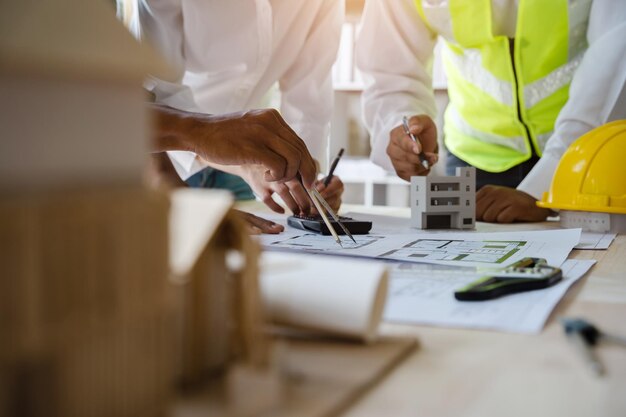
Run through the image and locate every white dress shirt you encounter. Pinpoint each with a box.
[134,0,344,178]
[356,0,626,199]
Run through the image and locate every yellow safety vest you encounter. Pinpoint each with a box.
[415,0,591,172]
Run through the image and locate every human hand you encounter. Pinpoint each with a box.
[233,210,284,234]
[239,164,313,215]
[387,115,438,181]
[153,105,317,188]
[313,175,344,214]
[476,185,552,223]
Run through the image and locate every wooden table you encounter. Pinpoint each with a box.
[236,201,626,417]
[334,205,626,417]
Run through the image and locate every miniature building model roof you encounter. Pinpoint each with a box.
[0,0,175,81]
[170,189,235,278]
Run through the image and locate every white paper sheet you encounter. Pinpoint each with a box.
[258,224,581,269]
[259,252,389,341]
[576,232,616,250]
[344,212,616,251]
[384,259,596,334]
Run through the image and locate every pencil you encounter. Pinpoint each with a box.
[323,148,344,187]
[402,116,430,170]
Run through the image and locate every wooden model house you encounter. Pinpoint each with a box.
[169,189,268,386]
[0,1,269,416]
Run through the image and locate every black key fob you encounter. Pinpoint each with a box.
[454,258,563,301]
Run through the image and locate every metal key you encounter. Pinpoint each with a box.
[599,331,626,347]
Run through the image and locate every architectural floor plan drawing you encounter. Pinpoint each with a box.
[379,239,526,264]
[259,227,581,269]
[268,233,383,252]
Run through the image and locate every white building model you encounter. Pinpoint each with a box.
[410,167,476,230]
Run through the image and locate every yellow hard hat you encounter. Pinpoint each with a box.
[537,120,626,214]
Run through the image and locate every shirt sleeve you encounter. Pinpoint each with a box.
[356,0,438,172]
[135,0,196,107]
[278,0,344,173]
[135,0,210,180]
[517,1,626,200]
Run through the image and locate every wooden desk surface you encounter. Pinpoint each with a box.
[238,202,626,417]
[338,205,626,417]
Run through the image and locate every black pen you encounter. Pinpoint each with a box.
[323,147,344,187]
[402,116,430,170]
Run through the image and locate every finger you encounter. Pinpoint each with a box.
[317,177,344,211]
[407,115,438,153]
[407,114,436,134]
[246,213,285,234]
[475,187,496,219]
[387,141,425,165]
[323,195,342,213]
[253,125,302,182]
[228,126,290,182]
[394,160,428,179]
[318,177,343,197]
[267,110,317,187]
[248,225,263,235]
[274,183,301,215]
[321,183,343,200]
[286,180,312,215]
[424,152,439,166]
[392,128,423,155]
[244,119,308,183]
[264,135,304,182]
[482,201,507,223]
[521,207,550,222]
[496,205,518,224]
[260,191,285,214]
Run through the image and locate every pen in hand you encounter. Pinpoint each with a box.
[323,147,344,187]
[402,116,430,170]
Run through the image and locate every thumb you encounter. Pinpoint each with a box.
[409,121,424,135]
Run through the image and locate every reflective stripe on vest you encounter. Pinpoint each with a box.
[415,0,591,172]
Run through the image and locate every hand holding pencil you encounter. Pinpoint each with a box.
[312,148,345,214]
[387,114,439,181]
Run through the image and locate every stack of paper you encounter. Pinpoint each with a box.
[256,211,596,334]
[385,259,596,333]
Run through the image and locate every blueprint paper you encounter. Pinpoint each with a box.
[384,259,596,334]
[258,226,581,269]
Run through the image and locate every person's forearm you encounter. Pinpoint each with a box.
[202,160,243,177]
[150,103,195,153]
[151,104,244,176]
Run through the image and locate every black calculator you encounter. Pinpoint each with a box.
[287,214,372,235]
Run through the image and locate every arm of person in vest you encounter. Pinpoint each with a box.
[356,0,439,181]
[477,1,626,223]
[234,0,345,216]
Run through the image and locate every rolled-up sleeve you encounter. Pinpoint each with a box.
[278,0,344,172]
[134,0,209,179]
[356,0,438,172]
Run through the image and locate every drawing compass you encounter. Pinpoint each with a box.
[296,174,356,247]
